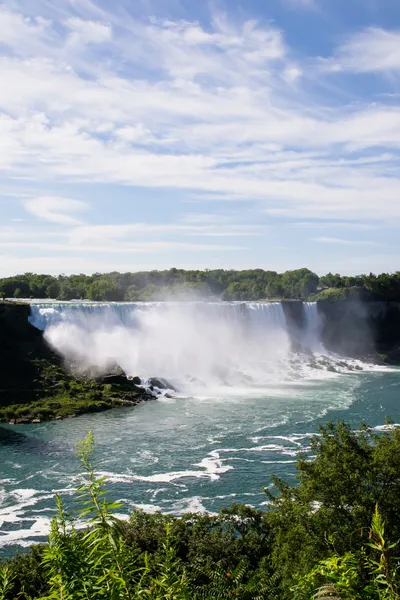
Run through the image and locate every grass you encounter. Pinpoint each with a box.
[0,356,149,424]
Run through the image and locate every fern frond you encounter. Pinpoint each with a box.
[313,583,344,600]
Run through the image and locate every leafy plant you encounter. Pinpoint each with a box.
[2,423,400,600]
[0,565,13,600]
[40,431,137,599]
[365,506,400,600]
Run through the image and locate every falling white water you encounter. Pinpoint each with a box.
[29,301,295,390]
[303,302,325,353]
[28,300,366,392]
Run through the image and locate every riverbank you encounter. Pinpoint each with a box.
[2,298,400,424]
[0,303,153,423]
[1,422,400,599]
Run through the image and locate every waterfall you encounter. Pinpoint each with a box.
[29,301,295,390]
[27,300,346,390]
[303,302,325,353]
[29,301,289,335]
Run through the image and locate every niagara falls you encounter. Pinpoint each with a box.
[0,294,398,558]
[2,0,400,594]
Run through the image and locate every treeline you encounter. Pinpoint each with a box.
[2,422,400,599]
[1,268,400,302]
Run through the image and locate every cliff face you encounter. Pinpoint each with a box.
[1,299,399,422]
[0,303,151,422]
[0,303,52,406]
[281,301,307,352]
[317,300,400,361]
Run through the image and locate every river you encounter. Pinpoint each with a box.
[0,301,399,557]
[1,368,399,557]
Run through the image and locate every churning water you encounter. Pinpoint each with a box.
[0,301,399,557]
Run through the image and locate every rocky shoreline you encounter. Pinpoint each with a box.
[0,303,157,424]
[1,299,400,425]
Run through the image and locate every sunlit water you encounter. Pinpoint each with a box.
[1,301,399,557]
[1,368,400,558]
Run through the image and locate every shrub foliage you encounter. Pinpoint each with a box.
[2,421,400,599]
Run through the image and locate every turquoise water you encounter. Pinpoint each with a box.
[1,368,399,558]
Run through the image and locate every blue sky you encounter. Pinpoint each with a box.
[1,0,400,276]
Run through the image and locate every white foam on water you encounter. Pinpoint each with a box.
[0,517,52,548]
[12,488,39,500]
[372,424,400,431]
[27,301,307,392]
[249,435,303,446]
[0,489,56,546]
[262,460,297,464]
[246,444,298,456]
[97,458,233,484]
[122,503,162,514]
[27,300,391,407]
[1,300,392,553]
[166,496,215,516]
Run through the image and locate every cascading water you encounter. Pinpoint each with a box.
[303,301,325,353]
[0,300,384,555]
[28,300,343,393]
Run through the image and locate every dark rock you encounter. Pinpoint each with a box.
[103,374,128,385]
[101,367,128,385]
[101,370,144,389]
[148,377,177,391]
[0,305,156,423]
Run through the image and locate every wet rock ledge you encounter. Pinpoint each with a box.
[0,302,153,424]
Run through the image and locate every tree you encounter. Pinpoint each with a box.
[265,421,400,596]
[87,279,122,302]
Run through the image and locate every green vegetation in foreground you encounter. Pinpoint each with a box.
[3,267,400,302]
[2,421,400,599]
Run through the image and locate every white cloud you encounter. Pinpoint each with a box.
[282,65,302,83]
[329,27,400,73]
[0,5,51,50]
[0,0,398,264]
[288,221,376,230]
[24,197,89,225]
[65,17,111,45]
[0,239,246,253]
[69,221,263,245]
[313,237,380,245]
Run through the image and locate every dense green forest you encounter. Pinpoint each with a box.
[2,422,400,599]
[1,268,400,302]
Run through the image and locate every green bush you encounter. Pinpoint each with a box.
[309,288,357,301]
[2,422,400,599]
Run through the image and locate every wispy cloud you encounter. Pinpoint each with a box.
[0,5,52,53]
[328,27,400,74]
[313,237,380,245]
[24,197,89,225]
[0,3,399,225]
[0,0,399,274]
[0,240,246,253]
[289,221,377,230]
[68,221,263,245]
[65,17,112,46]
